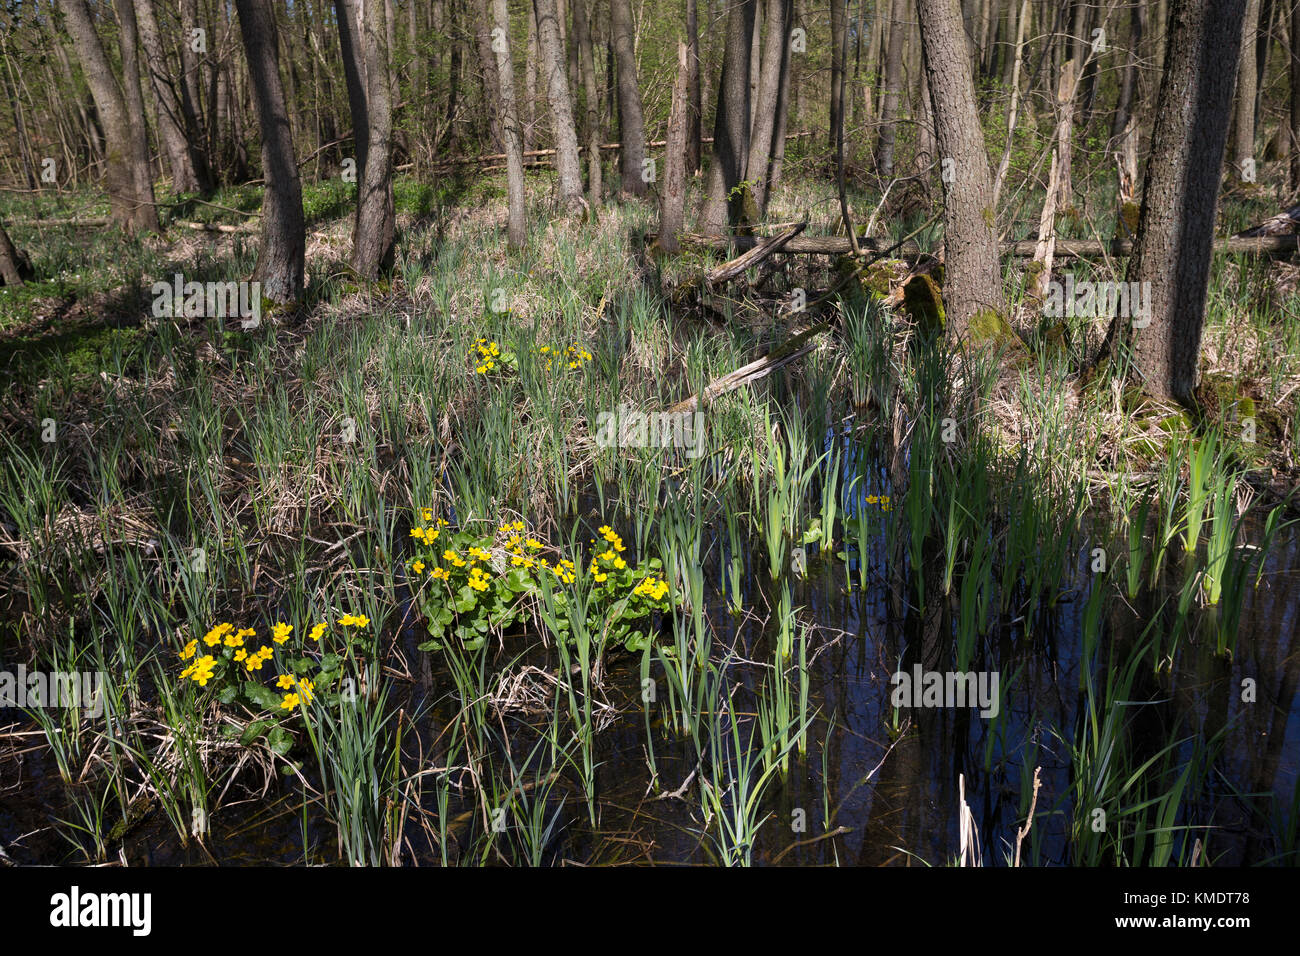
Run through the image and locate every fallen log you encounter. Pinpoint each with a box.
[666,321,831,414]
[704,220,807,286]
[654,232,1299,258]
[1234,204,1300,238]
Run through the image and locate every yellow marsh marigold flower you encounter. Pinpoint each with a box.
[272,622,293,644]
[276,674,295,689]
[411,560,425,574]
[234,648,248,662]
[180,639,198,661]
[421,508,434,523]
[309,622,327,641]
[430,567,450,581]
[184,655,217,686]
[280,693,300,712]
[203,622,232,647]
[296,678,315,704]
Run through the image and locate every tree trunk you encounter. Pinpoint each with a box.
[336,0,371,176]
[57,0,158,232]
[659,41,691,253]
[686,0,702,172]
[1291,0,1300,193]
[234,0,305,303]
[525,2,538,152]
[572,0,603,205]
[610,0,648,196]
[1052,58,1078,209]
[745,0,788,214]
[830,0,845,148]
[534,0,584,210]
[918,0,1002,334]
[1121,0,1248,405]
[0,221,32,286]
[874,0,908,180]
[700,0,756,233]
[1233,0,1262,179]
[474,0,504,151]
[351,0,397,278]
[112,0,157,210]
[992,0,1028,205]
[134,0,207,194]
[1109,0,1142,147]
[767,0,795,194]
[490,0,527,246]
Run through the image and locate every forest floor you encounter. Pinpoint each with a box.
[1,161,1299,865]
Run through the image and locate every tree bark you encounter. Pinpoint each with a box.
[610,0,648,196]
[534,0,584,210]
[1291,0,1300,192]
[134,0,207,194]
[874,0,908,180]
[767,0,795,194]
[917,0,1002,333]
[745,0,788,214]
[57,0,158,232]
[1120,0,1248,405]
[235,0,305,303]
[355,0,397,277]
[700,0,756,233]
[829,0,845,148]
[659,41,691,253]
[0,220,32,286]
[1233,0,1262,179]
[572,0,602,205]
[686,0,702,172]
[489,0,528,246]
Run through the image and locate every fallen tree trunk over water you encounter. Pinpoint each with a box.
[666,320,832,413]
[653,232,1299,258]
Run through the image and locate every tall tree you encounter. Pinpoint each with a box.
[134,0,208,194]
[1233,0,1262,180]
[1291,0,1300,193]
[534,0,583,211]
[829,0,845,148]
[917,0,1002,333]
[659,40,691,252]
[745,0,788,213]
[58,0,158,232]
[874,0,909,180]
[572,0,603,205]
[610,0,648,197]
[335,0,396,278]
[1118,0,1248,405]
[234,0,305,303]
[686,0,702,172]
[700,0,755,233]
[489,0,527,246]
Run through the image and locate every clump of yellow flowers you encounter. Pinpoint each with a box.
[536,343,593,372]
[177,611,367,728]
[469,338,501,375]
[409,510,677,654]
